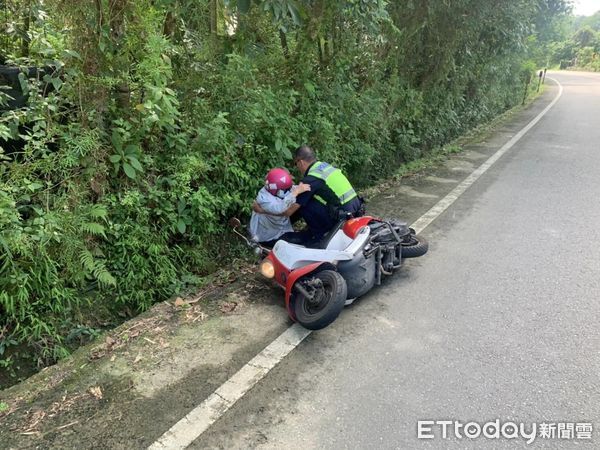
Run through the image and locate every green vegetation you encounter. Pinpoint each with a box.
[542,9,600,70]
[0,0,570,372]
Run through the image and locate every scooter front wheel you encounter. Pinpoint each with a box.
[293,270,347,330]
[401,234,429,258]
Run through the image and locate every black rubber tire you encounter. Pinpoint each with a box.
[401,235,429,258]
[293,270,347,330]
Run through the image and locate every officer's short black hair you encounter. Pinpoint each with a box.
[294,145,316,163]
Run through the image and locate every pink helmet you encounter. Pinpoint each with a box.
[265,168,293,197]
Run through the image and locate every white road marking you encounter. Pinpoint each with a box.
[148,78,563,450]
[411,78,562,235]
[148,324,311,450]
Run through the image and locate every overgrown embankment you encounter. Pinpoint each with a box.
[0,0,569,381]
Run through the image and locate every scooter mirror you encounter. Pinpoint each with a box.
[228,217,241,229]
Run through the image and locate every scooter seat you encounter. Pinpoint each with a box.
[273,240,354,270]
[272,227,370,270]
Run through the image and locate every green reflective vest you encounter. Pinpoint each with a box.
[307,161,357,206]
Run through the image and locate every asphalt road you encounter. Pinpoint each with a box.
[192,71,600,449]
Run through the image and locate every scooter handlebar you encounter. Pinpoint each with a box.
[229,218,270,255]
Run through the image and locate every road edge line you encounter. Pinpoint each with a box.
[411,77,562,235]
[148,324,311,450]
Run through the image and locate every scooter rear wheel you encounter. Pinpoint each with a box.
[293,270,347,330]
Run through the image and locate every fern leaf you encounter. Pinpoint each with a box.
[88,205,107,219]
[79,249,96,273]
[93,261,117,287]
[81,222,106,237]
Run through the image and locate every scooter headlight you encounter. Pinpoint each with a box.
[260,259,275,279]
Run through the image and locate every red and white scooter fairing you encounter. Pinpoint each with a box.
[232,215,428,330]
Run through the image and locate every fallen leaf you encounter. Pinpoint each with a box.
[54,420,79,432]
[89,386,103,400]
[89,350,105,360]
[23,410,46,432]
[219,301,238,314]
[129,330,140,338]
[174,297,185,307]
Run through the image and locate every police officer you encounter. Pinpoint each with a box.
[279,145,362,246]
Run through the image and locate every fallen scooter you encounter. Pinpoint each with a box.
[230,214,428,330]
